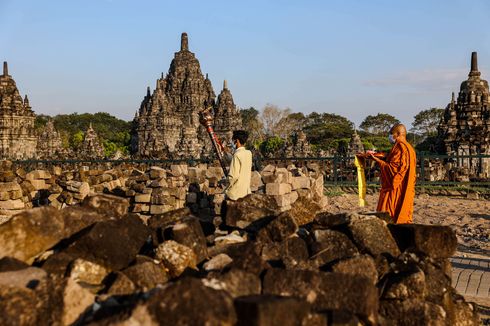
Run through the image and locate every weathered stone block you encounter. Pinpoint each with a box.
[0,199,24,210]
[234,295,310,326]
[29,179,47,190]
[310,229,359,267]
[349,217,401,257]
[265,183,291,196]
[225,194,280,229]
[331,254,378,285]
[135,193,152,203]
[122,258,169,291]
[171,217,208,263]
[388,224,457,259]
[149,166,166,179]
[263,269,378,322]
[155,240,197,278]
[0,207,64,263]
[291,176,310,190]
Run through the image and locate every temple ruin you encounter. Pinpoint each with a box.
[132,33,242,159]
[79,123,105,159]
[437,52,490,179]
[36,120,67,159]
[0,62,37,159]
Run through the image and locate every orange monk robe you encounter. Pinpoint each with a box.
[376,139,416,224]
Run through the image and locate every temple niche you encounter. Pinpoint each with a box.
[36,120,67,159]
[132,33,242,159]
[0,62,37,159]
[79,123,105,159]
[437,52,490,180]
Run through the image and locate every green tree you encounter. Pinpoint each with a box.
[259,136,285,157]
[360,113,400,135]
[71,130,84,149]
[52,112,132,154]
[302,112,354,149]
[240,107,264,145]
[411,107,444,138]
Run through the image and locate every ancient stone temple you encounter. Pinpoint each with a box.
[79,123,105,159]
[284,130,313,157]
[36,120,66,159]
[0,62,37,159]
[437,52,490,179]
[132,33,242,159]
[348,130,365,155]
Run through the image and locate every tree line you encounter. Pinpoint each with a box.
[241,104,444,157]
[35,106,444,157]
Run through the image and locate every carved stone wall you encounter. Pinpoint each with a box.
[437,52,490,178]
[0,62,37,159]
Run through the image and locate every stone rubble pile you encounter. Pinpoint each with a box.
[0,191,480,325]
[0,161,328,225]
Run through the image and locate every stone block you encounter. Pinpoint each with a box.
[68,258,109,286]
[155,240,197,277]
[291,176,310,190]
[263,269,378,322]
[26,169,51,180]
[170,164,188,177]
[388,224,457,259]
[150,204,173,215]
[250,171,264,192]
[171,217,208,263]
[265,183,291,196]
[206,166,224,179]
[331,255,378,285]
[132,203,150,213]
[149,166,166,179]
[135,193,152,203]
[122,258,169,291]
[141,278,237,325]
[225,194,281,229]
[28,179,47,190]
[272,194,290,207]
[64,214,150,270]
[310,229,359,267]
[0,207,64,263]
[234,295,310,326]
[0,199,25,210]
[0,192,9,201]
[349,217,401,257]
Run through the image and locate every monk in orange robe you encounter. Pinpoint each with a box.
[370,124,416,224]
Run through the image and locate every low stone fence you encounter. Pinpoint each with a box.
[0,160,326,222]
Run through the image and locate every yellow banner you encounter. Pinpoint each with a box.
[354,156,366,207]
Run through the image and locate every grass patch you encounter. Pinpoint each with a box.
[324,186,345,197]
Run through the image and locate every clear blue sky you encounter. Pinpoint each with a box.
[1,0,489,127]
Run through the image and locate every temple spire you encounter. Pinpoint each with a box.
[181,32,188,51]
[3,61,8,76]
[147,86,151,97]
[24,95,29,106]
[469,51,481,77]
[223,79,228,90]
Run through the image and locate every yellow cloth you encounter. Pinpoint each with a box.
[225,147,253,200]
[354,156,366,207]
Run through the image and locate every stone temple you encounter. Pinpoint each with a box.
[132,33,242,159]
[0,62,37,159]
[437,52,490,179]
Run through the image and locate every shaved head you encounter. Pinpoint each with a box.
[390,123,407,137]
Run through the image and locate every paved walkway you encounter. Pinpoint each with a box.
[451,256,490,298]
